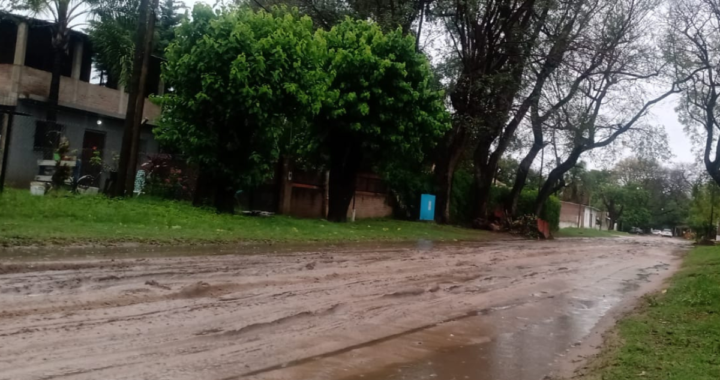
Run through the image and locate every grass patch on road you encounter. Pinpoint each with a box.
[0,189,488,247]
[555,228,629,238]
[579,245,720,380]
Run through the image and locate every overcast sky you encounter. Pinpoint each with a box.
[649,95,695,163]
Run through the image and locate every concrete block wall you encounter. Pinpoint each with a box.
[4,101,158,188]
[0,64,160,122]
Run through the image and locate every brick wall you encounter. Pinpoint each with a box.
[287,187,392,220]
[347,192,392,219]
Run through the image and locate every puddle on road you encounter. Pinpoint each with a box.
[293,286,622,380]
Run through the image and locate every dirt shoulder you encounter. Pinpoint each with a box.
[0,236,688,380]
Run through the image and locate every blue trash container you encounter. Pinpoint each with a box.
[419,194,436,221]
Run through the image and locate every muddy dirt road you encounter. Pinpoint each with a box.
[0,237,686,380]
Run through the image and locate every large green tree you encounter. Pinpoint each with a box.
[597,183,651,231]
[155,5,329,213]
[248,0,428,35]
[583,158,692,231]
[307,18,449,222]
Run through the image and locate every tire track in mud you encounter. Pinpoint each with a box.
[0,237,687,380]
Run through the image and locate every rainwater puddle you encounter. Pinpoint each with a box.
[338,287,621,380]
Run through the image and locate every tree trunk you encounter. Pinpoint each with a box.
[472,140,495,220]
[434,154,454,224]
[113,0,151,197]
[535,147,583,216]
[327,135,362,223]
[434,126,466,224]
[275,155,292,214]
[506,142,543,216]
[193,170,213,207]
[213,175,235,214]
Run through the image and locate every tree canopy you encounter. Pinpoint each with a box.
[155,5,329,212]
[155,6,447,216]
[309,18,449,221]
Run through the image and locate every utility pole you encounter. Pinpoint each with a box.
[124,0,159,195]
[710,183,716,240]
[113,0,151,197]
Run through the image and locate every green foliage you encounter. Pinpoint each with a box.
[687,181,720,239]
[380,162,434,220]
[585,246,720,380]
[518,189,560,231]
[450,169,474,224]
[488,186,559,230]
[298,18,450,165]
[495,157,542,190]
[598,182,652,231]
[248,0,425,33]
[155,5,329,188]
[0,189,489,246]
[88,0,137,87]
[89,150,103,167]
[448,180,560,230]
[622,206,652,231]
[155,0,185,54]
[88,0,185,87]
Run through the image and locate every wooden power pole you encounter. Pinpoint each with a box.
[124,0,159,195]
[113,0,152,197]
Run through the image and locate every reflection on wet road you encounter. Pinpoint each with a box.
[343,287,623,380]
[338,252,675,380]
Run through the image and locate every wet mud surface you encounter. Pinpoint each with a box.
[0,236,687,380]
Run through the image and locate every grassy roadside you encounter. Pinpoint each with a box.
[0,189,489,247]
[577,245,720,380]
[555,228,629,238]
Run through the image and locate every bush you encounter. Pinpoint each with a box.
[488,187,560,231]
[141,154,196,200]
[396,166,560,230]
[383,164,435,220]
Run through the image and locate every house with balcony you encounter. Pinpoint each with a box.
[0,13,162,190]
